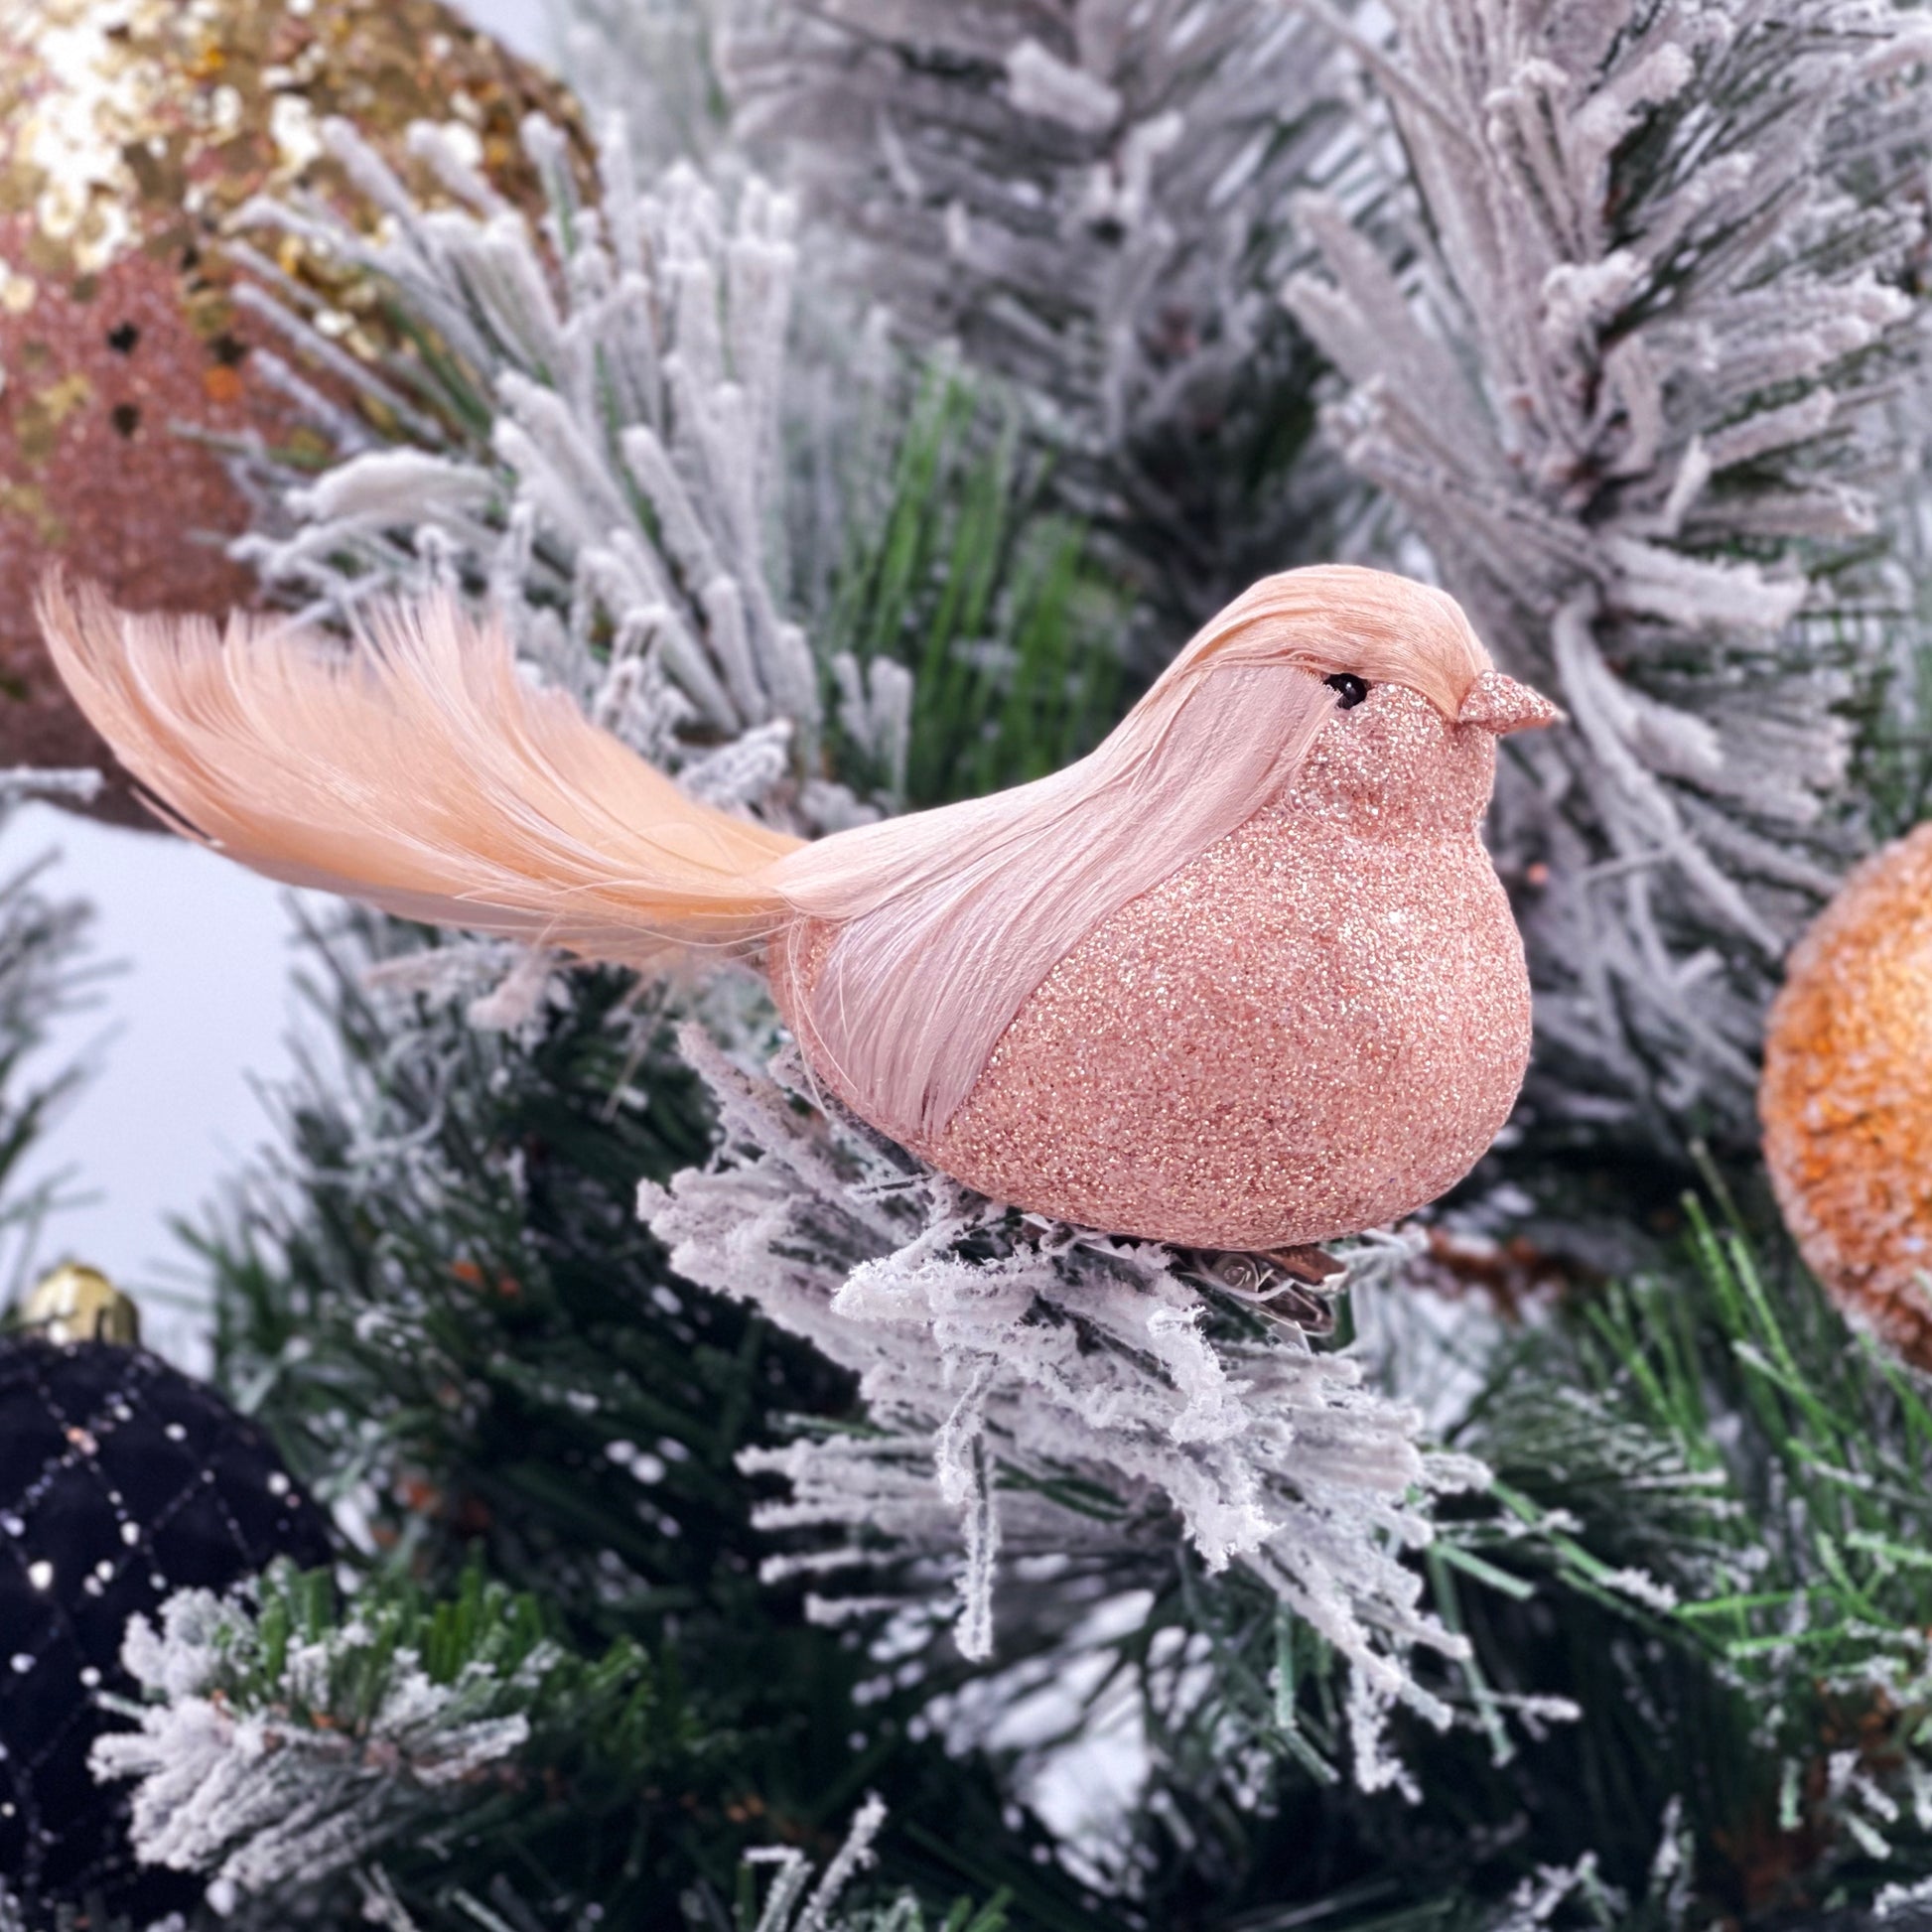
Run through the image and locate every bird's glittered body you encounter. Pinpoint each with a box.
[774,683,1534,1248]
[40,565,1557,1255]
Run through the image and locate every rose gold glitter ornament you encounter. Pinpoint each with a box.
[0,0,590,825]
[1761,823,1932,1366]
[42,564,1559,1252]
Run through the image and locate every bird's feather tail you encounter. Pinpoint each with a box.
[36,575,804,966]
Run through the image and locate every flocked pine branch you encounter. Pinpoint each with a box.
[1283,0,1932,1143]
[221,111,903,825]
[1283,0,1932,1136]
[88,1563,677,1913]
[683,1795,1008,1932]
[639,1026,1577,1795]
[219,100,1137,840]
[725,0,1358,618]
[1453,1198,1932,1912]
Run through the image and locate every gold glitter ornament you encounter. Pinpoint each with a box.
[0,0,592,826]
[1761,822,1932,1364]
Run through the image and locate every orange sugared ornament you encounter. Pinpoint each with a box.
[1761,823,1932,1364]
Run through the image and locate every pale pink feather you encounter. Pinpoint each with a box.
[36,575,803,963]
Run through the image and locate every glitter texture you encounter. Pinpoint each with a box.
[1761,823,1932,1366]
[774,682,1534,1250]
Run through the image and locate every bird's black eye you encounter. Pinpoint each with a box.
[1324,673,1369,710]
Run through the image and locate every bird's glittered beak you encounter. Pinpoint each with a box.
[1458,669,1563,736]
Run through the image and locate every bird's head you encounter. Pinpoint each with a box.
[1289,664,1560,838]
[1157,565,1561,838]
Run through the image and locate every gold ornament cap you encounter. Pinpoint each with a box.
[17,1263,141,1346]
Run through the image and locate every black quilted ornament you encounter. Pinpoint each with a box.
[0,1332,332,1926]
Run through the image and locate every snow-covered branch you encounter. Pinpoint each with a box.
[728,0,1359,610]
[640,1026,1504,1791]
[1285,0,1932,1137]
[225,114,904,817]
[93,1586,537,1902]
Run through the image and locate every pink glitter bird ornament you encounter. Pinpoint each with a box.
[39,565,1557,1253]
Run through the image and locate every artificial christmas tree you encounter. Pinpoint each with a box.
[10,2,1932,1929]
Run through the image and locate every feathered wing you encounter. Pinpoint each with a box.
[37,576,803,966]
[774,661,1338,1144]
